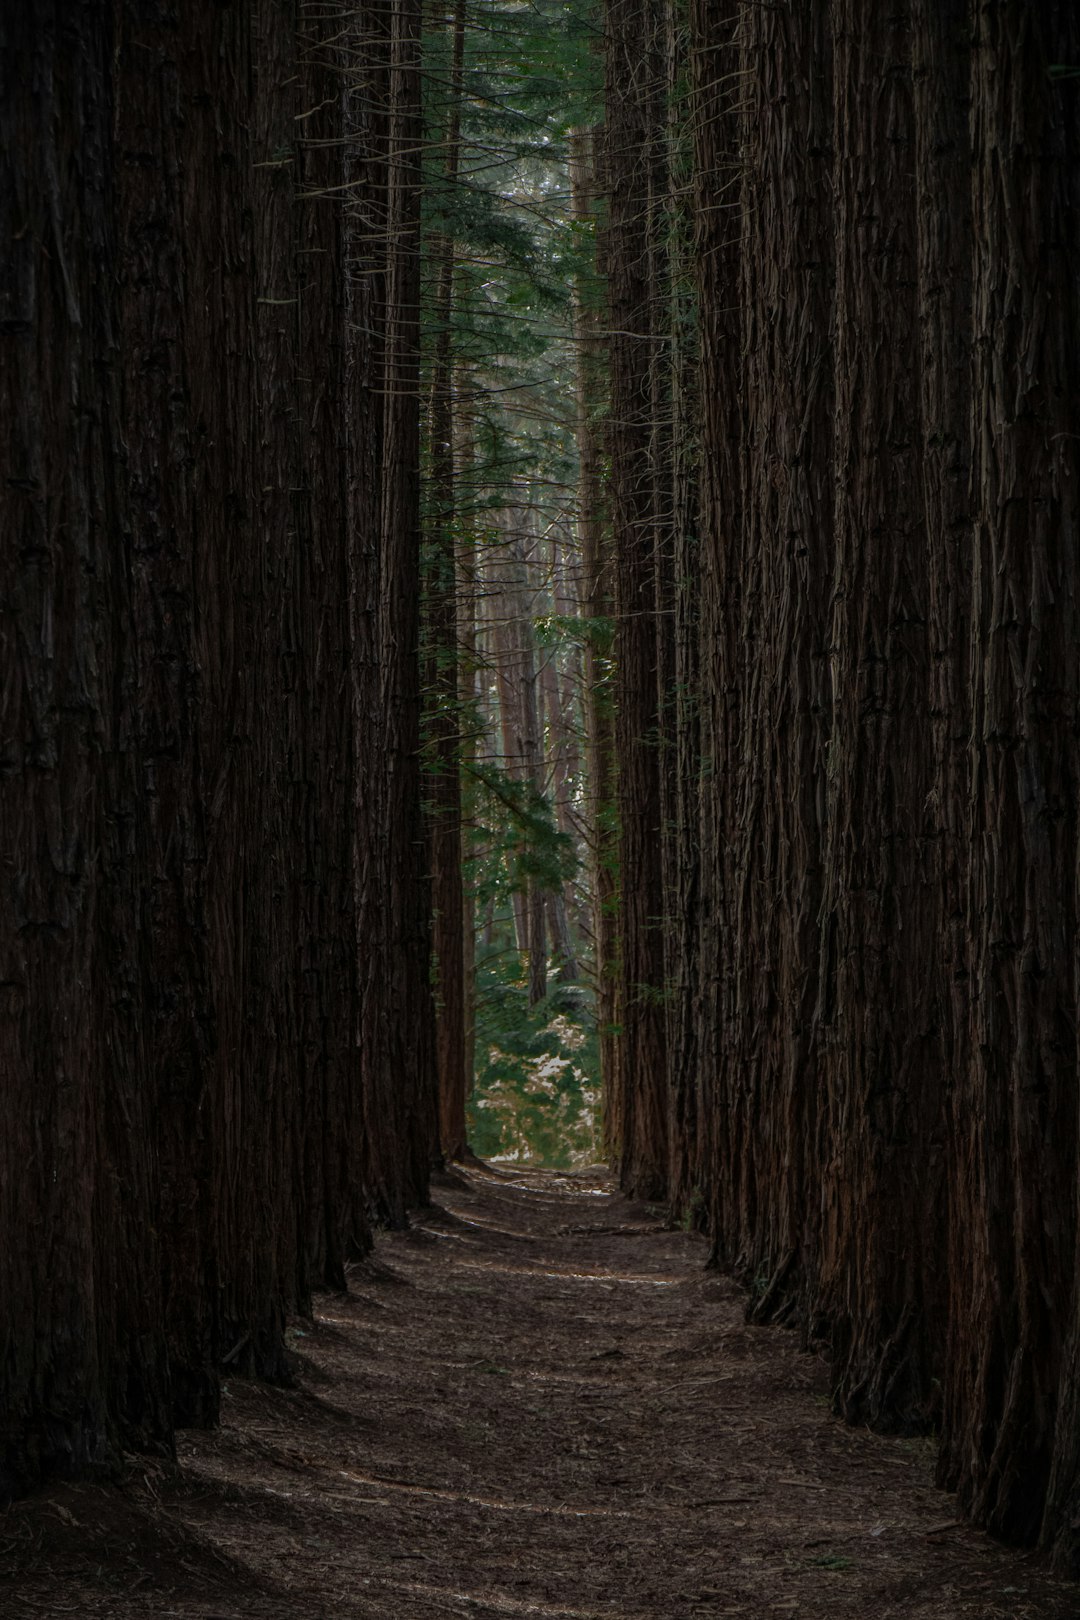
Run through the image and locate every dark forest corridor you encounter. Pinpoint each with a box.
[3,1168,1076,1620]
[8,0,1080,1581]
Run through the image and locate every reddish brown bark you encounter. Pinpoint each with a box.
[947,0,1080,1546]
[0,0,172,1493]
[679,0,1080,1554]
[424,0,469,1163]
[294,1,369,1284]
[697,0,834,1322]
[349,0,439,1222]
[0,0,440,1499]
[604,0,670,1199]
[811,0,946,1429]
[687,0,742,1243]
[661,0,701,1218]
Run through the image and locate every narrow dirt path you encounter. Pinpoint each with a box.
[3,1164,1076,1618]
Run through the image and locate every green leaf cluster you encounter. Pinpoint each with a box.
[466,758,576,899]
[467,967,601,1169]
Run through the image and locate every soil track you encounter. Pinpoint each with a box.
[3,1163,1077,1618]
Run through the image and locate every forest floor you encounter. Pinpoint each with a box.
[3,1163,1078,1620]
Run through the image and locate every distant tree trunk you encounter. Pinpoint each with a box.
[527,887,547,1006]
[490,528,527,964]
[490,513,548,1004]
[457,409,479,1133]
[604,0,670,1199]
[551,530,586,845]
[521,518,549,1008]
[569,127,619,1117]
[538,534,579,985]
[661,0,701,1216]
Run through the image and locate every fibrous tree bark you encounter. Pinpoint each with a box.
[700,0,834,1326]
[349,0,440,1222]
[1,0,440,1499]
[688,0,742,1243]
[604,0,670,1199]
[423,0,470,1162]
[294,0,370,1287]
[913,0,977,1515]
[0,0,172,1493]
[660,0,702,1219]
[948,0,1080,1548]
[811,0,946,1430]
[670,0,1080,1560]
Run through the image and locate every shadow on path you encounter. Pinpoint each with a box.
[2,1164,1075,1618]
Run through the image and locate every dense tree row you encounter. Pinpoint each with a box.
[0,0,436,1495]
[7,0,1080,1582]
[604,0,1080,1566]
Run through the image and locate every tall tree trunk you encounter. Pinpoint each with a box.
[350,0,439,1224]
[491,527,528,960]
[689,0,742,1248]
[812,0,945,1430]
[604,0,670,1198]
[457,405,479,1137]
[538,534,579,984]
[0,0,443,1500]
[113,0,230,1419]
[912,0,975,1512]
[522,517,549,1008]
[661,0,701,1216]
[424,0,469,1162]
[293,0,369,1284]
[569,126,619,1123]
[701,0,835,1321]
[0,0,173,1492]
[953,0,1080,1547]
[490,512,548,1003]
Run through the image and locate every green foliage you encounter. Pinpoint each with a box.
[534,612,594,650]
[466,758,576,913]
[419,0,609,1167]
[419,0,603,518]
[467,958,601,1168]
